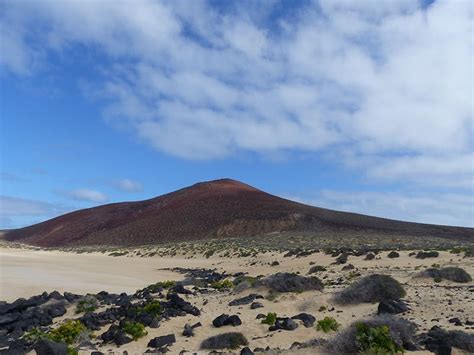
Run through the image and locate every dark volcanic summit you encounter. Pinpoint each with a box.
[4,179,473,247]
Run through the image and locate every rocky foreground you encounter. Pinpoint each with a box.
[1,247,473,354]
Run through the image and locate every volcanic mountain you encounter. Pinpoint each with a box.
[4,179,473,247]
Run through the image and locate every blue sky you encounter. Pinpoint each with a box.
[0,0,473,228]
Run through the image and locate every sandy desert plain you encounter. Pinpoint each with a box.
[1,236,473,355]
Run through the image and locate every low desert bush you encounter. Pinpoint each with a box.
[122,322,147,340]
[332,274,405,305]
[308,265,327,274]
[211,279,234,290]
[261,312,277,325]
[355,323,404,354]
[420,267,472,283]
[233,276,258,292]
[75,295,99,314]
[200,332,249,349]
[317,317,340,333]
[262,272,324,293]
[325,315,416,354]
[49,320,87,345]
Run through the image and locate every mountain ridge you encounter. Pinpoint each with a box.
[4,178,473,247]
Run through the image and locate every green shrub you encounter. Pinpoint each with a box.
[317,317,340,332]
[355,323,404,354]
[157,280,176,289]
[24,327,49,342]
[140,300,162,316]
[75,295,99,314]
[261,312,277,325]
[122,322,147,341]
[211,279,233,290]
[233,275,257,287]
[49,320,87,345]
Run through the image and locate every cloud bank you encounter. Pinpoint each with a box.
[113,179,143,192]
[1,0,472,226]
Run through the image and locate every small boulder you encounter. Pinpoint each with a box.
[291,313,315,327]
[308,265,327,274]
[378,299,409,315]
[229,294,263,306]
[416,251,439,259]
[212,314,242,327]
[250,302,263,309]
[240,346,254,355]
[270,317,298,331]
[335,253,348,264]
[147,334,176,348]
[364,253,375,260]
[342,264,355,271]
[213,314,229,328]
[35,339,68,355]
[182,324,194,337]
[387,251,400,258]
[226,315,242,326]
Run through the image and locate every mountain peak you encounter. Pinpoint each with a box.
[190,178,259,192]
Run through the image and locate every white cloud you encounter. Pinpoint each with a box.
[293,190,474,228]
[113,179,143,192]
[0,0,472,207]
[63,189,108,203]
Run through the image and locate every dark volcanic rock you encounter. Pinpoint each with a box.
[416,251,439,259]
[101,324,132,346]
[164,293,200,317]
[171,284,193,295]
[35,339,68,355]
[147,334,176,348]
[365,253,375,260]
[250,302,263,309]
[229,294,263,306]
[240,347,254,355]
[213,314,229,328]
[226,315,242,326]
[387,251,400,258]
[378,299,409,315]
[291,313,316,327]
[213,314,242,327]
[308,265,327,274]
[182,324,194,337]
[269,317,298,331]
[335,253,348,264]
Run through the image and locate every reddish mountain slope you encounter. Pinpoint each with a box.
[4,179,473,247]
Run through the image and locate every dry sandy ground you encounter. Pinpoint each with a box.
[1,247,473,354]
